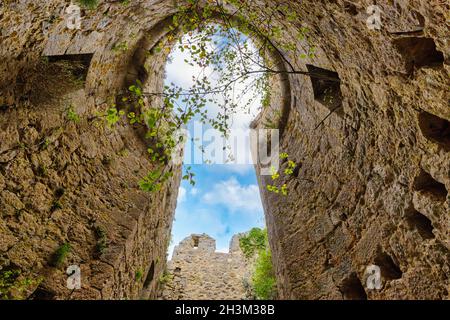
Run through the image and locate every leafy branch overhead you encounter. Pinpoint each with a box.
[93,0,315,193]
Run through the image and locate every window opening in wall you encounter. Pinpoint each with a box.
[306,64,343,116]
[193,236,199,249]
[45,53,93,82]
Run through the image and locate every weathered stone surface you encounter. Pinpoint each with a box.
[160,234,253,300]
[0,0,449,300]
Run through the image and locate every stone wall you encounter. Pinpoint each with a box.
[251,0,450,300]
[0,0,449,300]
[0,0,183,299]
[161,234,253,300]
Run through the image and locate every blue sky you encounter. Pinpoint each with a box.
[165,29,265,256]
[171,165,265,254]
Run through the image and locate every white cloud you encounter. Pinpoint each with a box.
[165,31,268,168]
[166,32,262,129]
[190,188,199,196]
[202,177,263,213]
[177,186,187,203]
[165,37,213,90]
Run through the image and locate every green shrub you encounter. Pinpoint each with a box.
[51,243,71,268]
[0,269,40,300]
[252,249,277,300]
[135,270,143,282]
[66,106,80,123]
[94,226,108,257]
[50,200,63,212]
[240,228,277,299]
[76,0,98,9]
[158,270,173,285]
[36,164,48,177]
[239,228,268,259]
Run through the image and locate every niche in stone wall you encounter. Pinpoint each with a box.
[29,285,56,300]
[393,37,444,72]
[306,64,343,116]
[418,111,450,151]
[25,53,94,104]
[406,210,435,240]
[414,169,447,202]
[193,236,200,249]
[45,54,93,81]
[340,273,367,300]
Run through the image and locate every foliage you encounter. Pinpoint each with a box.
[93,0,320,194]
[41,138,50,150]
[138,166,175,192]
[158,270,173,285]
[262,110,282,129]
[0,269,41,300]
[50,200,63,212]
[66,106,80,123]
[51,243,71,268]
[105,107,125,127]
[239,228,277,299]
[252,249,277,300]
[76,0,98,9]
[239,228,268,259]
[112,41,129,53]
[135,270,143,282]
[36,164,48,177]
[266,153,297,196]
[94,226,107,257]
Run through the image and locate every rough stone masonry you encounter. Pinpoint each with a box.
[160,234,253,300]
[0,0,449,299]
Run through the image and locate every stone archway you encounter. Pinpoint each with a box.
[0,0,449,300]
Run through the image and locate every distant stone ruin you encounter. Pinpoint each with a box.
[160,234,253,300]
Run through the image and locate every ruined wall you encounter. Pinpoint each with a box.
[161,234,253,300]
[0,0,182,299]
[0,0,449,300]
[253,0,450,300]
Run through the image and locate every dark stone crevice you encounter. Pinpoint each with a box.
[393,37,444,72]
[414,168,447,201]
[374,252,403,280]
[29,285,57,300]
[406,210,435,240]
[144,261,156,288]
[339,272,367,300]
[418,111,450,151]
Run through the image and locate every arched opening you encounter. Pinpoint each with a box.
[0,0,449,302]
[112,3,295,300]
